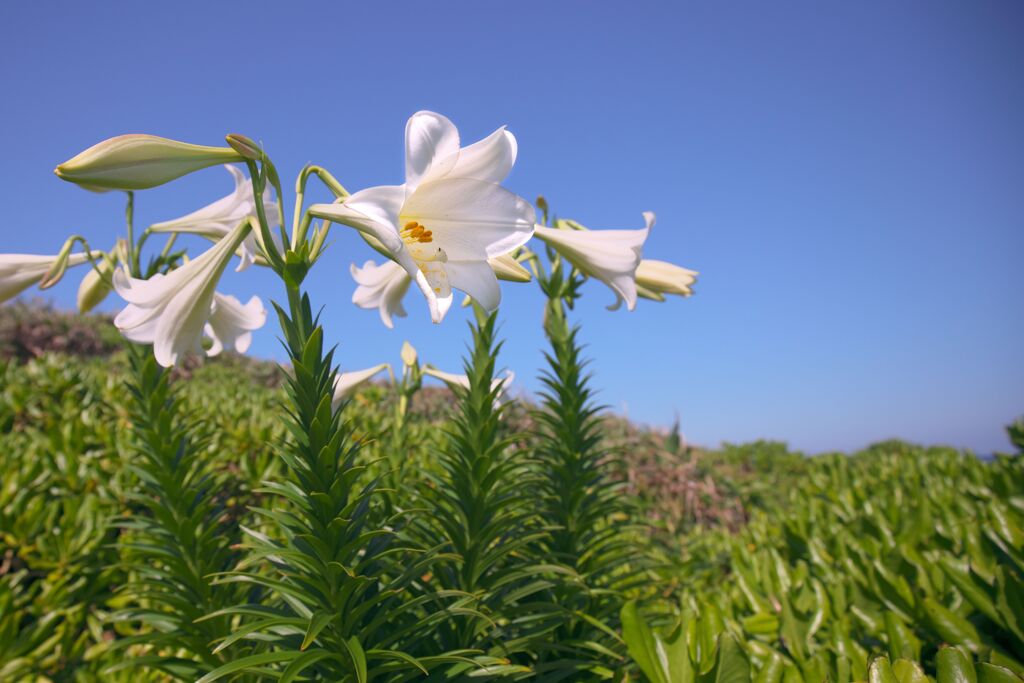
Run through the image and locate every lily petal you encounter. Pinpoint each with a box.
[446,127,518,185]
[446,260,501,311]
[204,293,266,356]
[310,184,405,255]
[351,260,411,329]
[405,111,460,191]
[332,363,390,407]
[402,177,536,261]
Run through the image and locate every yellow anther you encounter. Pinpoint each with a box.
[403,221,419,231]
[410,226,425,238]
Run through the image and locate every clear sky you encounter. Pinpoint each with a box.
[2,1,1022,454]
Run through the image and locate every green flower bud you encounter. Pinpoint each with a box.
[55,134,243,190]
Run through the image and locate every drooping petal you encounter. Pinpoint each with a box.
[309,184,405,255]
[445,260,501,311]
[204,293,266,356]
[533,212,652,311]
[401,177,536,261]
[418,261,454,323]
[422,366,470,391]
[423,366,514,409]
[332,363,391,407]
[446,127,518,184]
[405,111,460,191]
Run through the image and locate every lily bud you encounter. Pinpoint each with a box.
[635,259,699,298]
[77,254,116,313]
[225,133,262,161]
[55,134,243,190]
[488,253,532,283]
[1,251,89,304]
[400,341,418,368]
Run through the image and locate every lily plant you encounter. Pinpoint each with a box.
[1,110,699,682]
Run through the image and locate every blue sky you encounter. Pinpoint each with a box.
[2,1,1022,453]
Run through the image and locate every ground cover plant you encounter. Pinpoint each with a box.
[1,114,1021,682]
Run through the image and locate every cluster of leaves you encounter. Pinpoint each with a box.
[646,441,1024,683]
[2,303,1023,682]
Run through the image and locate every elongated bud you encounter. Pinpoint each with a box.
[55,134,243,190]
[39,236,81,289]
[77,254,116,312]
[225,133,262,160]
[636,284,666,302]
[488,253,531,283]
[400,341,418,368]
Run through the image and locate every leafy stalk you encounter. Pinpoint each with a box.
[531,271,647,679]
[200,285,446,682]
[409,308,542,676]
[114,343,248,680]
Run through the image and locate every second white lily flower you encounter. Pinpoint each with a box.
[534,212,654,311]
[149,165,279,271]
[112,219,265,367]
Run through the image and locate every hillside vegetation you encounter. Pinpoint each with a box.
[1,304,1021,682]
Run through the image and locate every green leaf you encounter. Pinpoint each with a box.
[621,601,671,683]
[697,633,750,683]
[341,635,368,683]
[301,611,333,651]
[195,651,303,683]
[923,598,984,653]
[892,659,929,683]
[937,647,978,683]
[977,663,1024,683]
[869,656,899,683]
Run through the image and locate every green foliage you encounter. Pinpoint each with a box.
[2,306,1023,683]
[664,447,1024,683]
[529,292,647,679]
[407,308,541,677]
[113,343,250,679]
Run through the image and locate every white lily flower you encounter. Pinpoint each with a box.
[332,363,391,408]
[350,250,529,329]
[205,293,267,356]
[150,165,279,272]
[310,111,535,324]
[423,366,515,408]
[1,253,90,304]
[533,211,654,311]
[350,259,411,329]
[112,219,254,367]
[636,259,699,298]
